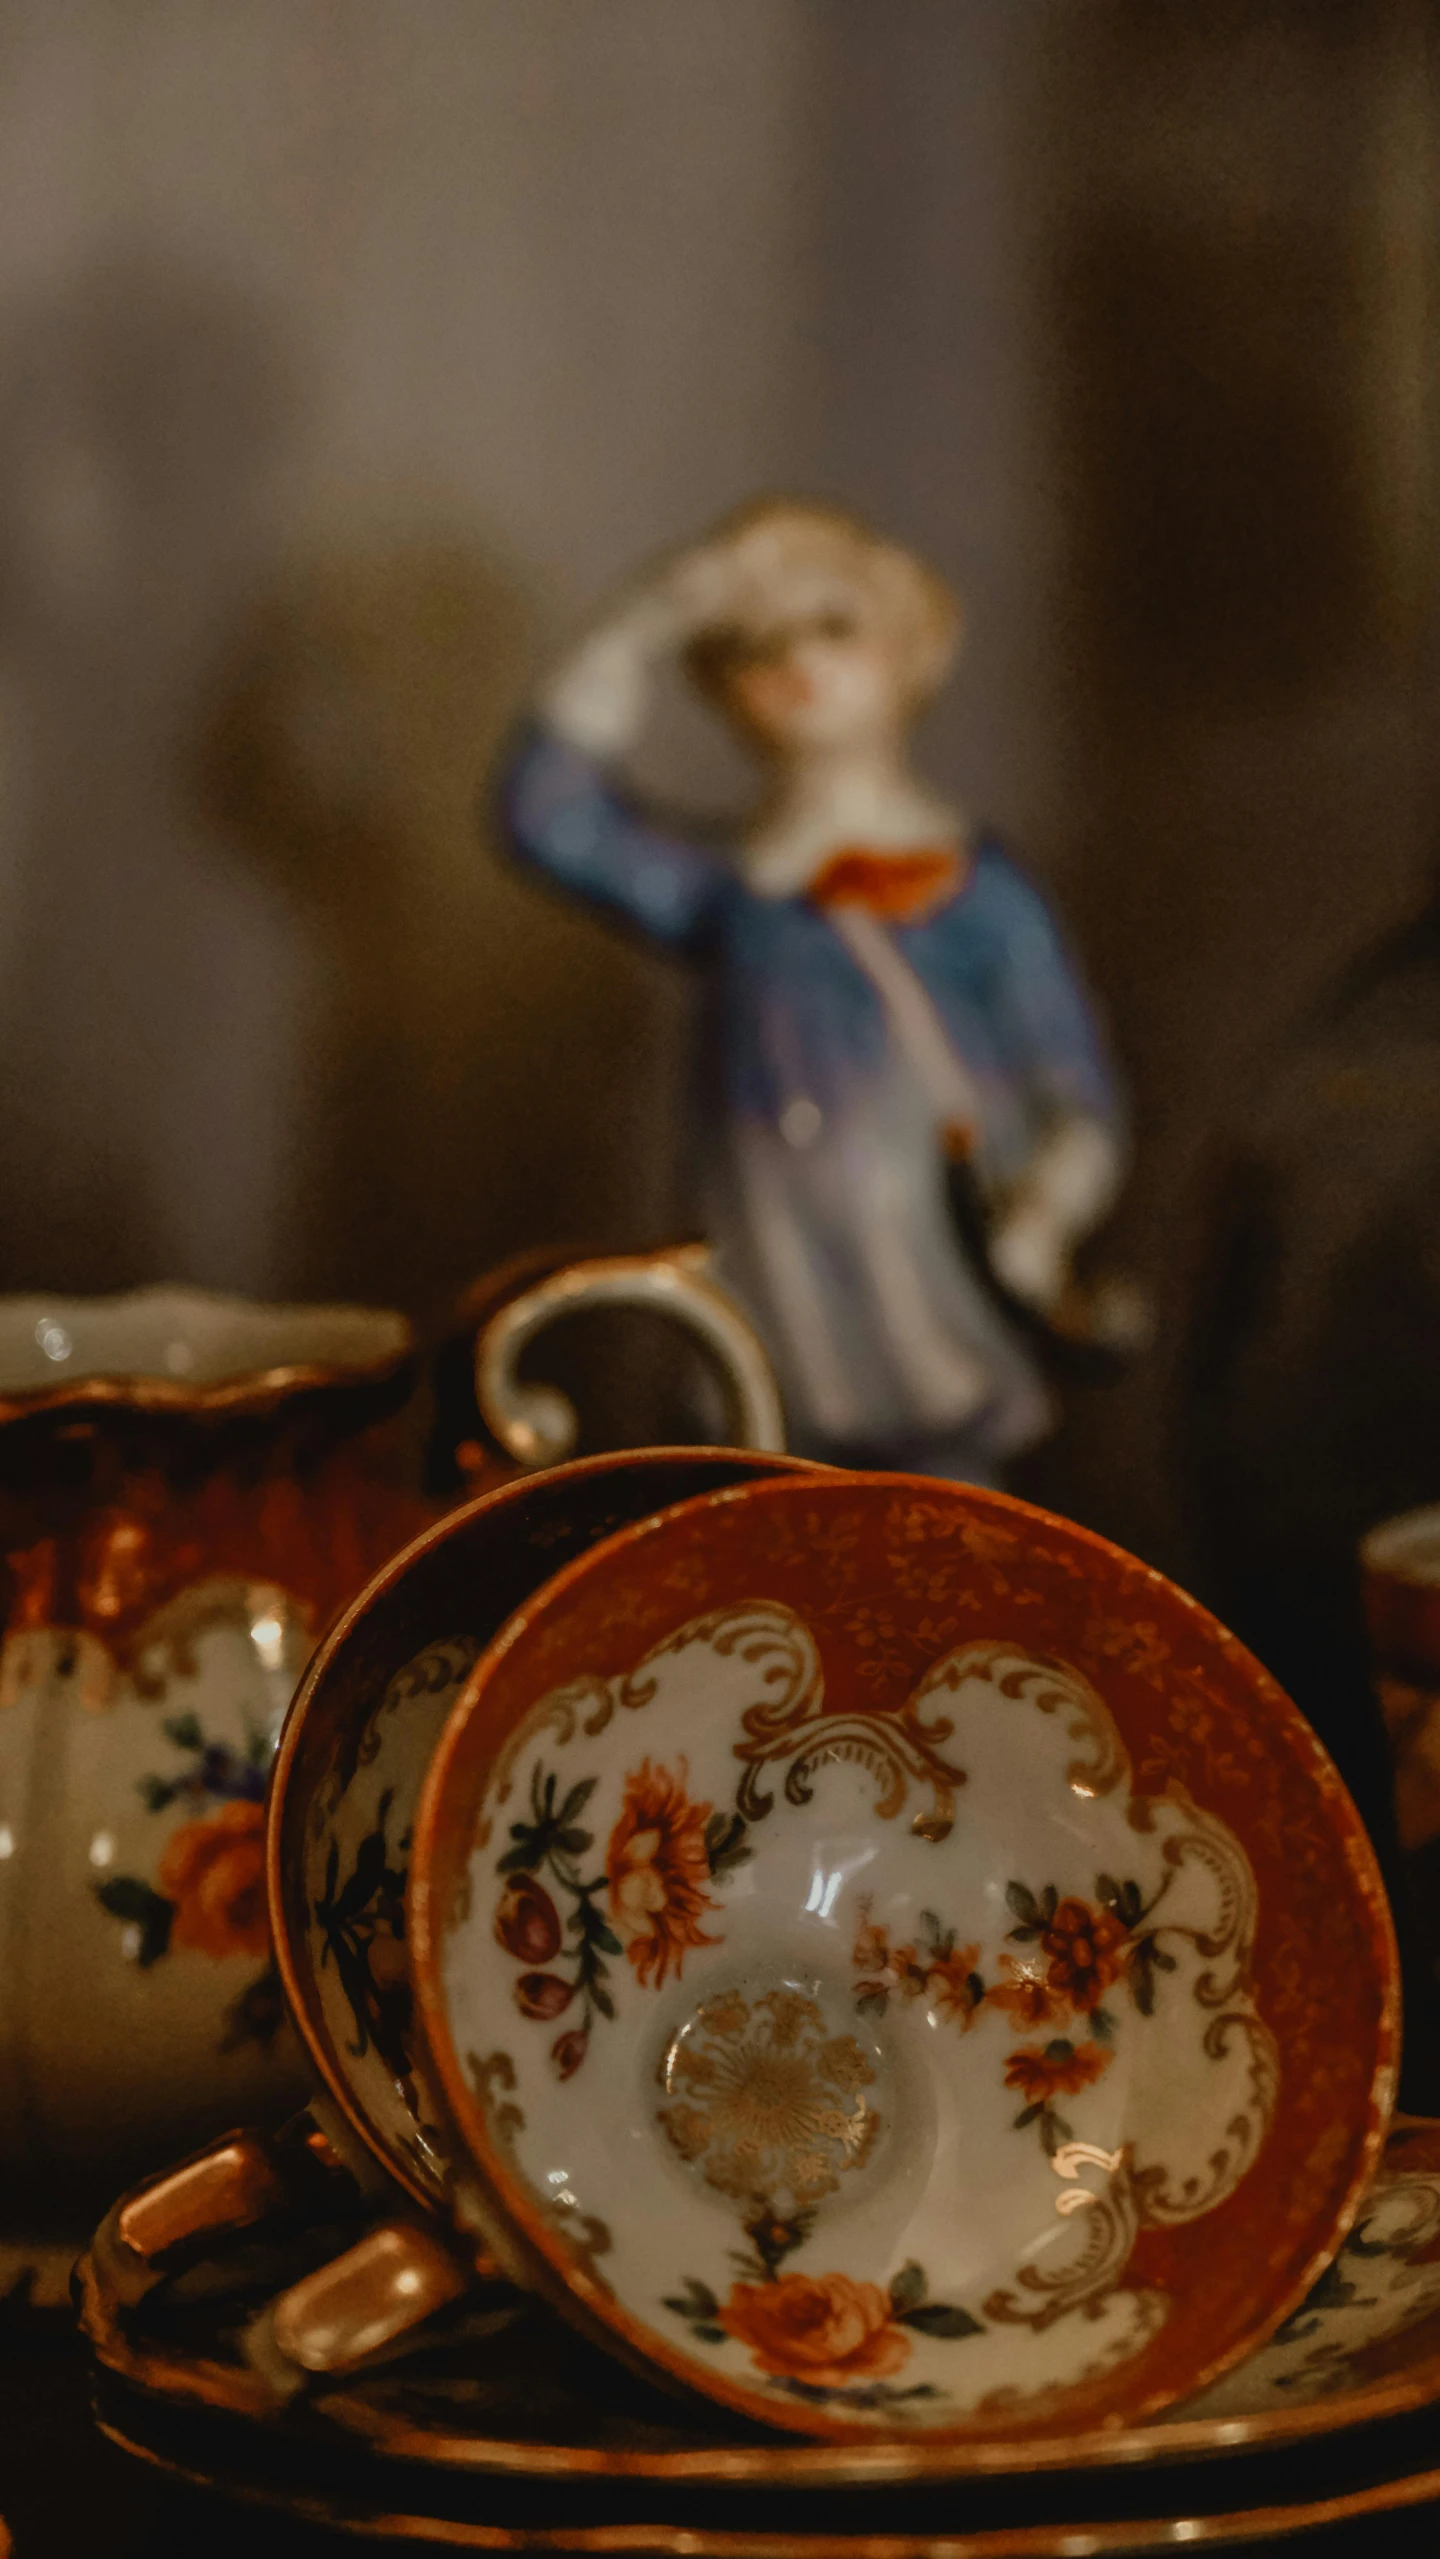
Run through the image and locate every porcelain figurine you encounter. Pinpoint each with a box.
[500,501,1127,1481]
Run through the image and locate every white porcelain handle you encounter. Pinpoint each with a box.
[474,1243,785,1469]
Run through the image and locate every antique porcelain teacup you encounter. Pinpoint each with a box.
[408,1472,1400,2443]
[268,1444,812,2214]
[0,1252,783,2251]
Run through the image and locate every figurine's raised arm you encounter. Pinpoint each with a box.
[501,549,737,955]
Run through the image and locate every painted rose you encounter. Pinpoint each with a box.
[1039,1898,1128,2015]
[551,2027,589,2080]
[156,1799,268,1960]
[514,1971,574,2021]
[925,1942,983,2026]
[986,1954,1064,2031]
[494,1874,562,1966]
[721,2271,911,2388]
[606,1758,719,1990]
[1004,2038,1112,2104]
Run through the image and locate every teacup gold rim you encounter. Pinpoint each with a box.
[408,1468,1401,2449]
[266,1445,821,2211]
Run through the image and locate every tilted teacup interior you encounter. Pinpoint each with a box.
[411,1473,1399,2444]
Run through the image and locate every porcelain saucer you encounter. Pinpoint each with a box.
[77,2122,1440,2551]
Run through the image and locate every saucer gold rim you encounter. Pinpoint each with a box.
[91,2402,1440,2555]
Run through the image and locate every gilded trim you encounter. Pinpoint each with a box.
[89,2411,1440,2553]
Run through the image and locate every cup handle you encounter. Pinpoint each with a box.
[86,2110,356,2310]
[247,2215,475,2385]
[474,1241,786,1470]
[80,2120,502,2409]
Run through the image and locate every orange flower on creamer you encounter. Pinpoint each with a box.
[720,2271,910,2387]
[605,1758,719,1989]
[156,1799,268,1960]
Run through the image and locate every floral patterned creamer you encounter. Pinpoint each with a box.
[0,1287,431,2216]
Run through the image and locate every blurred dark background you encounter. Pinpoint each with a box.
[0,0,1437,1603]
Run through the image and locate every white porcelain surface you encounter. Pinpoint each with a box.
[0,1589,310,2184]
[302,1634,484,2203]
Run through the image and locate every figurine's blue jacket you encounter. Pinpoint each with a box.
[501,725,1121,1465]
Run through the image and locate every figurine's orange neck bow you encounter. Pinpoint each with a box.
[806,845,964,925]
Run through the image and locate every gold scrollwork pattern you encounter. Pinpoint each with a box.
[728,1610,967,1842]
[464,2043,615,2298]
[623,1601,823,1732]
[490,1601,968,1845]
[1154,1801,1262,2011]
[1131,2011,1281,2226]
[1123,1797,1278,2228]
[915,1644,1128,1803]
[483,1604,819,1848]
[983,2153,1141,2333]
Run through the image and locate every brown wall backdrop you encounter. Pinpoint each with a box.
[0,1,1436,1583]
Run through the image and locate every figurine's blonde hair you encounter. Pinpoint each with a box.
[686,498,960,710]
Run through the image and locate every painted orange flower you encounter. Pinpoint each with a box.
[852,1912,931,2003]
[720,2271,911,2387]
[925,1942,983,2026]
[986,1954,1065,2032]
[156,1799,268,1959]
[1003,2039,1113,2105]
[1039,1898,1128,2014]
[606,1759,719,1989]
[891,1945,933,2001]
